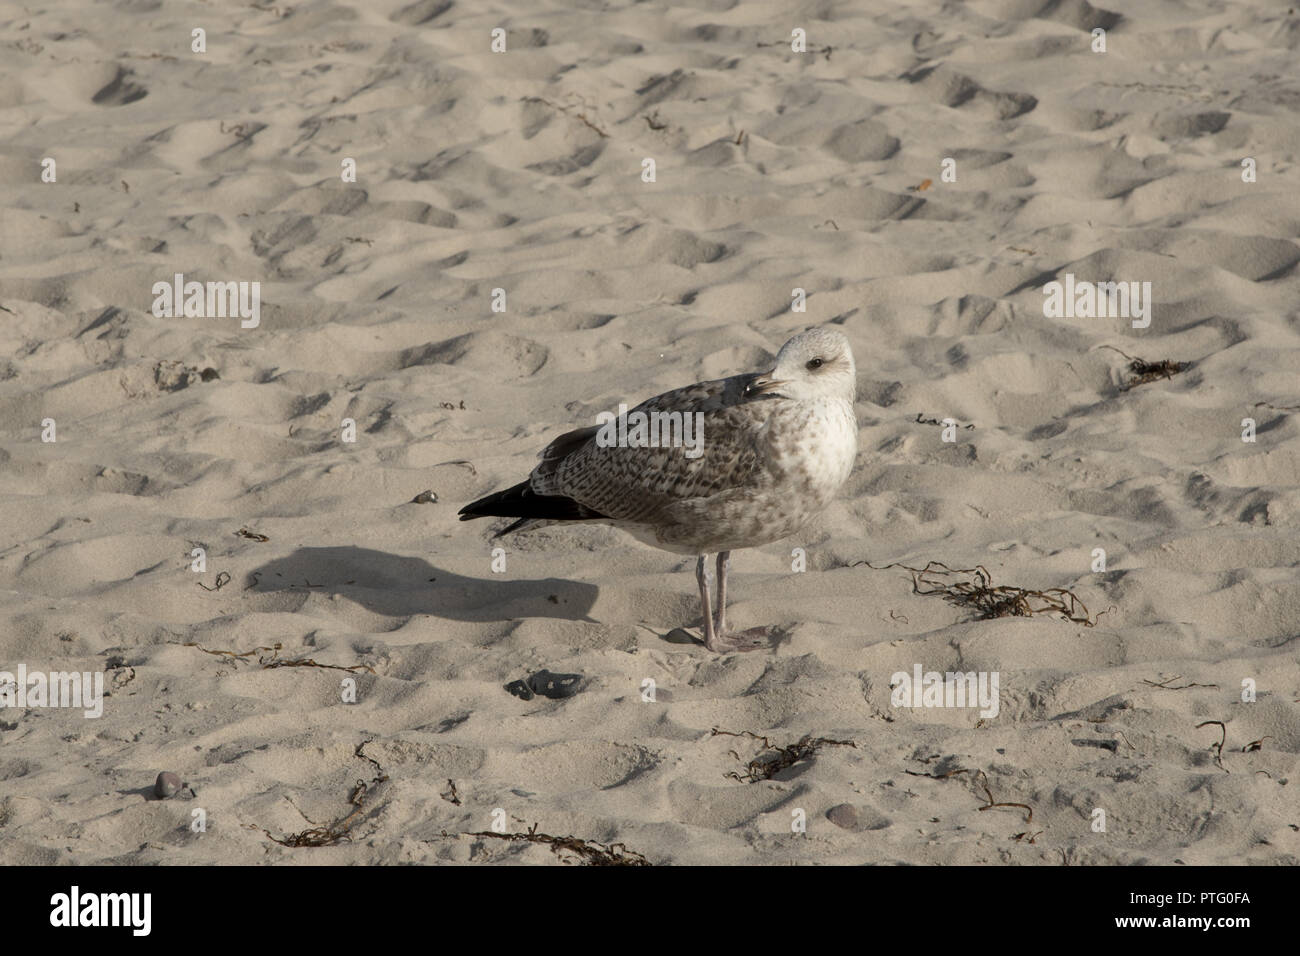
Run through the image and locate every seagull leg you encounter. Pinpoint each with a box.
[695,550,775,653]
[696,554,718,650]
[714,551,730,637]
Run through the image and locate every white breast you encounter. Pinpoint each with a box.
[769,397,858,496]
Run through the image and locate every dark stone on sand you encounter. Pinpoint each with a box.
[505,669,584,701]
[154,771,182,798]
[827,803,859,830]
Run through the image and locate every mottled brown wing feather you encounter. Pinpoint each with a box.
[530,373,774,522]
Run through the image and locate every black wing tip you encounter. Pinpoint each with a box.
[457,500,529,536]
[457,482,609,527]
[457,480,530,520]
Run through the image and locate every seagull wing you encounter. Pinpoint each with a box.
[531,372,777,523]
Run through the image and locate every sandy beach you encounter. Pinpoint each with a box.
[1,0,1298,865]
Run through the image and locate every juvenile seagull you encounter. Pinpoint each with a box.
[458,328,858,652]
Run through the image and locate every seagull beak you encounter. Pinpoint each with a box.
[747,373,789,396]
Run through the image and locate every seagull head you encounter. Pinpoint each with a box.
[747,328,856,403]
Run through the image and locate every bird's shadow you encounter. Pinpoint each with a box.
[246,546,599,623]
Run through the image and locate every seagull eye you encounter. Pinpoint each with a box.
[806,358,824,370]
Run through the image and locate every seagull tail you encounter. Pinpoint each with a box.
[458,480,609,538]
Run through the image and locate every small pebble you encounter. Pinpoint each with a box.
[154,771,182,798]
[412,489,438,504]
[827,803,860,830]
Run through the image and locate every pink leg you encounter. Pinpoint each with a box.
[695,555,718,650]
[696,551,774,653]
[714,551,730,636]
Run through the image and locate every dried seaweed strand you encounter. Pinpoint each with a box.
[197,571,232,592]
[1196,720,1229,773]
[1098,344,1186,389]
[853,560,1105,626]
[711,727,856,782]
[173,639,373,673]
[1142,674,1218,690]
[467,823,650,866]
[973,770,1033,823]
[172,640,282,661]
[520,95,609,138]
[248,740,388,847]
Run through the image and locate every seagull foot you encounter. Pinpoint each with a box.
[704,626,777,653]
